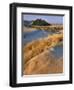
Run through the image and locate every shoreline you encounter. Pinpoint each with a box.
[23,24,63,32]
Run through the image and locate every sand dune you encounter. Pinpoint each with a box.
[23,50,63,75]
[23,33,63,75]
[23,33,63,63]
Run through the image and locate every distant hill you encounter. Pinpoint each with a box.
[32,19,51,26]
[23,19,51,27]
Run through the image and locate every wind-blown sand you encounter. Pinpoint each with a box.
[23,50,63,75]
[23,33,63,75]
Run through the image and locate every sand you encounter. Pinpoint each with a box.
[23,33,63,75]
[23,50,63,75]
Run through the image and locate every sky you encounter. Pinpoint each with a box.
[23,14,63,24]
